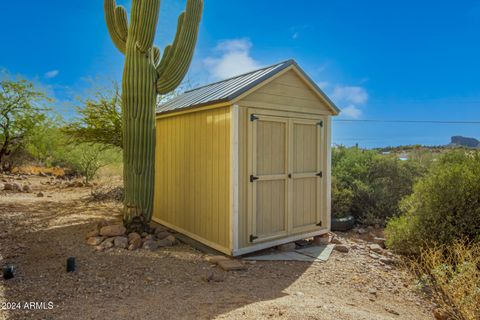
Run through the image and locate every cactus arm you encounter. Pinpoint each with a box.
[136,0,161,53]
[156,0,203,94]
[155,12,183,76]
[104,0,126,54]
[152,46,161,67]
[114,6,129,41]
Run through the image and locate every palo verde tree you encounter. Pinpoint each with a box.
[64,83,123,149]
[104,0,203,227]
[0,78,49,171]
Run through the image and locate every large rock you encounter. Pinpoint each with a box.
[4,182,21,192]
[369,244,383,254]
[128,237,142,250]
[155,231,171,240]
[128,232,141,243]
[95,239,113,251]
[165,235,177,245]
[85,229,99,239]
[22,184,33,193]
[99,224,126,237]
[157,238,173,247]
[36,192,44,197]
[142,240,159,251]
[114,236,128,249]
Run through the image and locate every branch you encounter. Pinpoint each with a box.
[156,0,203,94]
[104,0,126,54]
[135,0,161,53]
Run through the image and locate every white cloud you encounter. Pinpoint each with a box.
[341,104,362,119]
[44,70,59,79]
[292,32,299,39]
[203,38,261,80]
[331,85,368,104]
[330,85,368,119]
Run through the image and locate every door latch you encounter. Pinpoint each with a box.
[249,234,258,242]
[316,171,323,177]
[250,175,259,182]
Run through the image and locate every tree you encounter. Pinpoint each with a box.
[65,144,121,184]
[63,83,123,149]
[0,78,50,171]
[104,0,203,227]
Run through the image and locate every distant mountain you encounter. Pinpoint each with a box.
[450,136,480,148]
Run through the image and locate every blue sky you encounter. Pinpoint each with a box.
[1,0,479,147]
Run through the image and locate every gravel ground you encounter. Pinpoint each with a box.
[0,175,434,319]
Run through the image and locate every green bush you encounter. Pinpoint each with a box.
[386,151,480,255]
[332,146,425,225]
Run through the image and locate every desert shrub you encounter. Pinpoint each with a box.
[386,151,480,254]
[332,146,425,225]
[412,241,480,320]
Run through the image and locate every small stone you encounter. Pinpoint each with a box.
[373,237,386,248]
[141,232,149,237]
[155,231,170,240]
[165,235,176,245]
[334,244,349,253]
[114,236,128,249]
[99,224,126,237]
[369,253,380,260]
[379,257,396,265]
[294,291,304,297]
[142,240,158,251]
[385,307,399,316]
[369,244,383,254]
[205,255,230,264]
[202,271,225,282]
[355,228,367,234]
[36,192,44,197]
[313,234,330,245]
[368,289,377,296]
[96,239,113,251]
[331,237,343,245]
[276,242,296,252]
[128,232,141,243]
[86,236,104,246]
[433,309,449,320]
[3,183,13,190]
[217,259,246,271]
[22,184,32,193]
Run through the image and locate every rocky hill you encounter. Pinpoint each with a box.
[450,136,480,148]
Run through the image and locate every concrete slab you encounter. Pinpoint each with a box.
[295,244,335,261]
[242,244,335,262]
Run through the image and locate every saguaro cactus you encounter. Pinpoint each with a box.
[104,0,203,226]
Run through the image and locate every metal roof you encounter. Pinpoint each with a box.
[156,59,339,115]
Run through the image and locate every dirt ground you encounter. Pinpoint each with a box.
[0,175,434,320]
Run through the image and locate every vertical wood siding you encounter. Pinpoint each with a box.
[154,106,231,251]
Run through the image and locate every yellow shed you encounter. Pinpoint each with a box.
[153,59,340,256]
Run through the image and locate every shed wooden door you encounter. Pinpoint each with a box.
[290,119,323,232]
[250,115,289,242]
[248,113,324,243]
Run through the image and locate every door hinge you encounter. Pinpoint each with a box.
[249,234,258,242]
[316,221,322,226]
[250,114,259,122]
[317,120,323,127]
[250,175,259,182]
[316,171,323,177]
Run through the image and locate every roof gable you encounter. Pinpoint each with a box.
[157,60,339,115]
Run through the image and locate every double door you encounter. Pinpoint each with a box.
[248,112,324,243]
